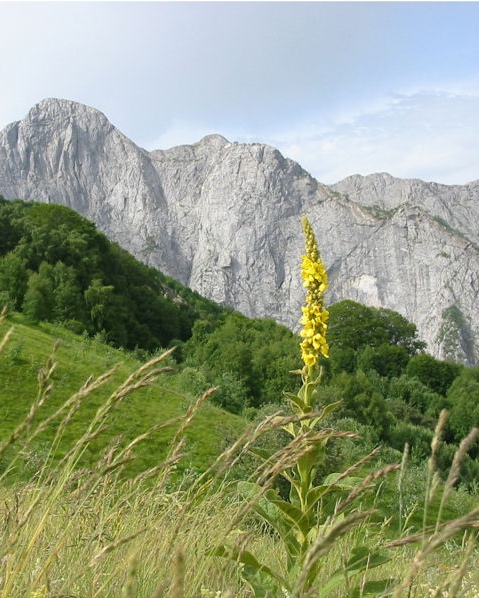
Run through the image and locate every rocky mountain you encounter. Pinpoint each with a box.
[0,98,478,365]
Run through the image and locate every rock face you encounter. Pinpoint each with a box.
[1,98,478,365]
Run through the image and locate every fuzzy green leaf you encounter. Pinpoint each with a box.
[350,579,395,596]
[267,495,312,537]
[310,400,343,428]
[238,483,291,535]
[345,545,391,571]
[237,482,302,559]
[283,391,309,412]
[304,484,339,511]
[317,546,392,597]
[282,421,296,437]
[210,545,287,588]
[322,472,364,489]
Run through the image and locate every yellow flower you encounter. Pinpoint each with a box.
[302,352,317,367]
[299,217,329,366]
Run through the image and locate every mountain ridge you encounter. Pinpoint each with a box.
[0,98,478,365]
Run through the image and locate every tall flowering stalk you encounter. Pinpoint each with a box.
[282,216,338,523]
[299,215,329,369]
[276,218,391,595]
[214,217,392,597]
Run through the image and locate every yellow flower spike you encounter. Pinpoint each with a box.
[299,217,329,367]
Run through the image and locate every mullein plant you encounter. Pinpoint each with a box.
[213,217,396,597]
[212,219,479,598]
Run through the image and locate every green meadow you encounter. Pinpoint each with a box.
[0,312,246,482]
[1,201,479,597]
[1,310,479,598]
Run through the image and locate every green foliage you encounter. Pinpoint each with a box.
[438,303,475,363]
[2,198,477,490]
[0,251,29,309]
[183,312,301,409]
[446,367,479,445]
[22,262,55,322]
[330,371,392,440]
[357,343,409,378]
[177,366,249,414]
[406,353,462,396]
[0,199,227,351]
[329,299,425,353]
[328,300,425,375]
[388,421,434,463]
[388,374,442,415]
[209,372,250,414]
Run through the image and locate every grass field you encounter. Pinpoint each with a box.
[0,311,246,482]
[2,311,479,597]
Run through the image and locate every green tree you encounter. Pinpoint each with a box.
[184,313,300,411]
[328,300,425,374]
[357,343,409,378]
[0,199,25,255]
[0,199,235,352]
[387,374,442,416]
[0,252,29,309]
[406,353,462,396]
[447,367,479,444]
[209,371,250,414]
[51,261,85,324]
[332,370,393,439]
[388,421,434,463]
[84,278,116,332]
[22,262,55,322]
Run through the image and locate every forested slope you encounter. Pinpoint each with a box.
[0,197,225,350]
[1,198,478,489]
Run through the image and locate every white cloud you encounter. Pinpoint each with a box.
[253,88,479,185]
[140,87,479,186]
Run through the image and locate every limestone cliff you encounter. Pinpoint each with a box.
[1,98,478,364]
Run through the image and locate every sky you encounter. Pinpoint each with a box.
[1,1,479,185]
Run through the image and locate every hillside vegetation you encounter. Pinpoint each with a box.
[0,199,479,485]
[1,199,478,487]
[0,196,226,350]
[0,311,245,482]
[1,201,479,596]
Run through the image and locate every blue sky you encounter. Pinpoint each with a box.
[1,1,479,184]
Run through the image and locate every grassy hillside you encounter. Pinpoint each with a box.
[0,310,246,482]
[2,209,479,596]
[2,309,479,597]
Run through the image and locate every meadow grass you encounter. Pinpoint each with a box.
[1,312,479,597]
[0,312,245,481]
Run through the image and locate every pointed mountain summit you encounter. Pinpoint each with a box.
[0,98,478,365]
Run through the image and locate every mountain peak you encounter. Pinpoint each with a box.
[0,99,478,365]
[196,133,229,146]
[24,98,111,128]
